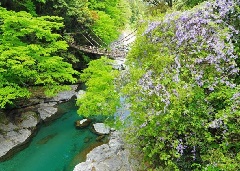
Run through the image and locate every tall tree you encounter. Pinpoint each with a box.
[0,7,78,108]
[77,57,120,117]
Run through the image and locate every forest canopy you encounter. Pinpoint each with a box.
[0,7,78,108]
[0,0,134,108]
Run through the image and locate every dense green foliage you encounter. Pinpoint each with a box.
[0,7,78,108]
[91,11,119,45]
[143,0,206,8]
[0,0,131,49]
[2,0,239,170]
[89,0,131,44]
[74,0,239,170]
[0,0,132,109]
[143,0,173,7]
[121,0,240,170]
[77,57,120,117]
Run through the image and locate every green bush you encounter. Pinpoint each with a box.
[122,0,240,170]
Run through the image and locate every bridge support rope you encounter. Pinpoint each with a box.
[68,28,136,58]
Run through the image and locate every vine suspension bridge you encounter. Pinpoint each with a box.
[67,27,137,58]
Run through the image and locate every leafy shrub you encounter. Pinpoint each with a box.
[92,11,119,45]
[77,57,120,117]
[122,0,240,170]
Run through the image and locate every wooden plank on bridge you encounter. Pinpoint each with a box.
[68,43,126,58]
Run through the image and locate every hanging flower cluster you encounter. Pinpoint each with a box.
[144,0,239,91]
[124,0,240,170]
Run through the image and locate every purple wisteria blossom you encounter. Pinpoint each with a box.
[144,21,161,35]
[231,91,240,112]
[191,146,196,160]
[176,139,187,156]
[127,0,240,169]
[138,70,171,112]
[214,0,235,18]
[143,0,239,90]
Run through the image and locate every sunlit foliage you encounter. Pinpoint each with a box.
[89,0,131,44]
[0,7,78,108]
[77,57,120,117]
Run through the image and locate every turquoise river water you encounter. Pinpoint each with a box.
[0,99,100,171]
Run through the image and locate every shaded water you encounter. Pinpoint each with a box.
[0,99,99,171]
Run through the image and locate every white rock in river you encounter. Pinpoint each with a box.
[37,102,58,121]
[93,123,110,135]
[80,119,87,124]
[75,118,92,128]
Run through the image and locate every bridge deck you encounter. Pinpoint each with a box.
[69,44,127,58]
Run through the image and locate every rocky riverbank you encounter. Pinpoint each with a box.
[73,131,134,171]
[0,85,79,161]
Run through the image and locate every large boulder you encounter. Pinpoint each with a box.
[73,131,132,171]
[0,111,39,161]
[37,102,58,121]
[92,123,110,135]
[47,85,78,102]
[75,119,92,129]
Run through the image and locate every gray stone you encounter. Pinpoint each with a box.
[104,155,123,170]
[49,85,78,102]
[86,144,113,162]
[93,123,110,135]
[7,129,31,144]
[93,163,110,171]
[73,131,132,171]
[74,161,94,171]
[0,122,18,132]
[0,139,15,157]
[0,129,31,158]
[18,111,39,129]
[37,102,58,121]
[0,110,40,160]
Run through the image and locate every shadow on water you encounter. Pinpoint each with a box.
[67,141,106,170]
[37,133,58,145]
